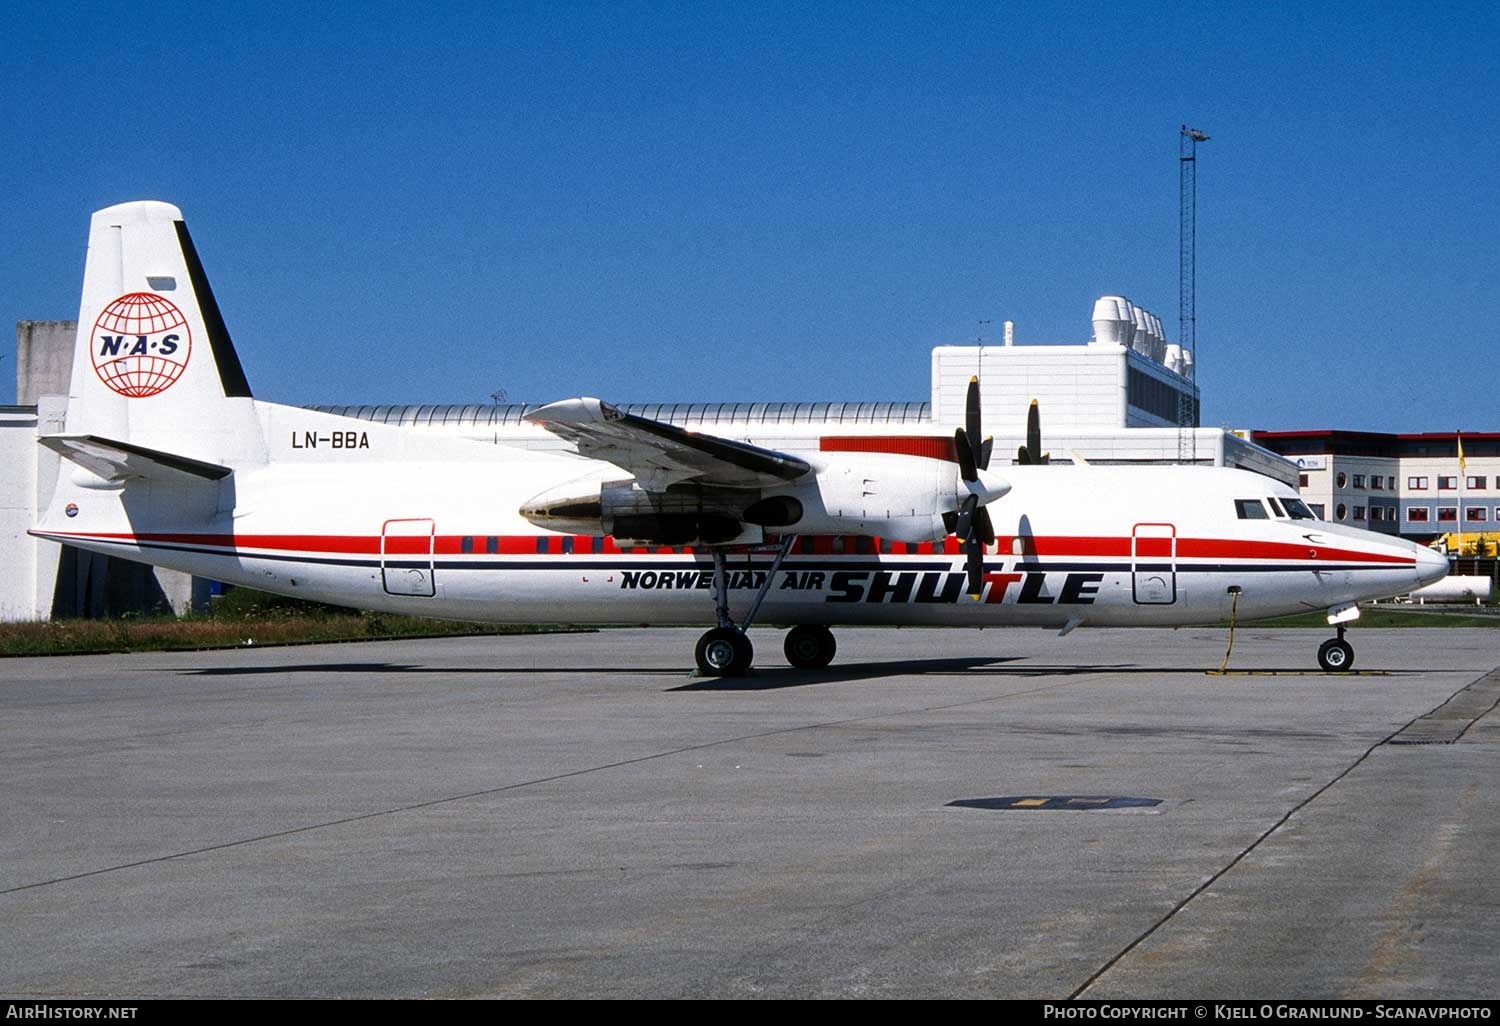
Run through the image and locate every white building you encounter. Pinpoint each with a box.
[1253,430,1500,545]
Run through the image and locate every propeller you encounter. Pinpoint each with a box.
[952,376,1006,598]
[1015,399,1048,466]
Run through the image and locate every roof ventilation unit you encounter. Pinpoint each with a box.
[1091,295,1135,348]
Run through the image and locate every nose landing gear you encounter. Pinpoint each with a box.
[1317,625,1355,672]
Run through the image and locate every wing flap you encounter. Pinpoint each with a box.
[527,398,810,489]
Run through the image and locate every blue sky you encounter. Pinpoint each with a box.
[3,2,1496,431]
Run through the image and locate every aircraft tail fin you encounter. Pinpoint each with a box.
[62,201,265,466]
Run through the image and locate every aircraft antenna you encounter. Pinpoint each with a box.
[1178,125,1208,464]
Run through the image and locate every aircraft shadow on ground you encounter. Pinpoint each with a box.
[672,656,1070,691]
[181,662,689,676]
[177,660,1431,684]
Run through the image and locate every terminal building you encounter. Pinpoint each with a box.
[0,296,1331,622]
[1252,430,1500,548]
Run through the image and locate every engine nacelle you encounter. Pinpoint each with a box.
[521,477,756,545]
[762,452,972,544]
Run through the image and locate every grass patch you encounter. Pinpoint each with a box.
[1248,607,1500,629]
[0,589,587,657]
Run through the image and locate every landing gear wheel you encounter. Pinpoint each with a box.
[783,625,837,669]
[696,627,753,676]
[1318,638,1354,672]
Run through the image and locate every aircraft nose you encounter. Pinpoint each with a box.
[1414,544,1449,587]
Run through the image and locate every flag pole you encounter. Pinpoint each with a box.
[1456,429,1465,557]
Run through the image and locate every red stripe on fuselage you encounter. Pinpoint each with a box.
[39,530,1415,566]
[820,436,958,462]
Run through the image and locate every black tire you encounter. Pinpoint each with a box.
[1317,638,1355,672]
[783,625,837,669]
[696,627,753,676]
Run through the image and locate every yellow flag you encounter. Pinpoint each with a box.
[1457,432,1467,474]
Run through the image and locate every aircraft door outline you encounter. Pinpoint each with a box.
[1132,522,1177,605]
[382,517,436,597]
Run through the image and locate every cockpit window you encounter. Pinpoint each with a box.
[1266,496,1286,517]
[1235,499,1269,519]
[1282,498,1317,520]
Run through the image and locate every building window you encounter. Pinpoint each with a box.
[1437,507,1458,522]
[1335,503,1348,521]
[1438,476,1457,490]
[1352,474,1366,489]
[1309,504,1326,518]
[1467,507,1489,522]
[1407,507,1430,522]
[1353,506,1366,521]
[1336,472,1348,488]
[1468,476,1487,490]
[1127,368,1198,424]
[1299,474,1309,487]
[1408,476,1428,490]
[1369,475,1382,489]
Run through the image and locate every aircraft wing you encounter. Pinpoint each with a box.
[526,397,811,490]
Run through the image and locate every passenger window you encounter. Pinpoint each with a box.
[1235,499,1269,519]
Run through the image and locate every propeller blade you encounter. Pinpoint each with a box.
[1025,400,1041,467]
[965,377,982,467]
[954,492,977,541]
[979,436,993,471]
[965,535,985,597]
[974,505,996,546]
[954,427,977,482]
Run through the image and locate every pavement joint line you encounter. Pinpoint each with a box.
[1385,667,1500,745]
[1206,670,1392,676]
[1067,664,1498,1001]
[1449,669,1500,743]
[0,673,1090,899]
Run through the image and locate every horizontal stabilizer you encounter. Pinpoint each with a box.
[41,434,232,483]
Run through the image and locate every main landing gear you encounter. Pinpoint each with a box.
[695,626,755,676]
[783,624,837,670]
[693,538,837,676]
[1317,625,1355,672]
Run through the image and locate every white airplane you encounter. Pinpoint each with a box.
[31,201,1447,675]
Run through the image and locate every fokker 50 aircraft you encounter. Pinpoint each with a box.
[32,202,1447,675]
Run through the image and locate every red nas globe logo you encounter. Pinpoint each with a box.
[91,292,193,398]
